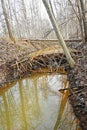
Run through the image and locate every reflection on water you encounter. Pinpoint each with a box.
[0,73,80,130]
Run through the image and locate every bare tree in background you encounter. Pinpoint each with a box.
[12,4,21,38]
[68,0,84,41]
[0,0,86,41]
[21,0,30,38]
[42,0,75,68]
[79,0,87,41]
[1,0,15,42]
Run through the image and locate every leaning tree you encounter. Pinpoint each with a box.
[42,0,75,68]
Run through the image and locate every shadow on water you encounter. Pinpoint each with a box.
[0,73,80,130]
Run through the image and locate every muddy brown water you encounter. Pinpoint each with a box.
[0,73,80,130]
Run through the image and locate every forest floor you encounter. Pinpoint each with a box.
[0,38,87,130]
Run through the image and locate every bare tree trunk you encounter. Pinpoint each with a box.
[77,0,85,41]
[21,0,30,38]
[42,0,75,68]
[68,0,84,41]
[49,0,55,17]
[79,0,87,41]
[1,0,15,42]
[12,1,22,38]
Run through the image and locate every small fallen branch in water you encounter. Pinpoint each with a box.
[59,88,69,94]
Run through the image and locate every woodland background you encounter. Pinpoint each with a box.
[0,0,87,41]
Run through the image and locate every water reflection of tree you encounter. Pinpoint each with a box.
[18,79,41,129]
[3,93,10,130]
[38,74,49,100]
[33,78,40,117]
[54,81,80,130]
[18,80,28,130]
[0,77,42,130]
[54,89,69,130]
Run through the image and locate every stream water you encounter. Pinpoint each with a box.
[0,73,80,130]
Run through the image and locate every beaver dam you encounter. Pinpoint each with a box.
[0,39,87,130]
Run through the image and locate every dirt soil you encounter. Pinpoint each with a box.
[67,42,87,130]
[0,38,87,130]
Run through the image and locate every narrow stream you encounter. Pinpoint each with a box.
[0,73,80,130]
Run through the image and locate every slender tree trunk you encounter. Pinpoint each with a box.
[69,0,84,41]
[42,0,75,68]
[79,0,87,41]
[12,3,21,38]
[1,0,15,42]
[77,0,84,41]
[21,0,30,38]
[49,0,55,17]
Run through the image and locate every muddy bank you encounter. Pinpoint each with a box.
[0,39,87,130]
[66,43,87,130]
